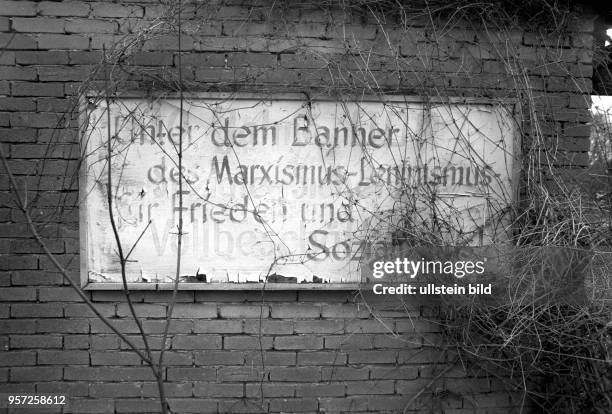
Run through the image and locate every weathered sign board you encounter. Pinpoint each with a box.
[80,94,517,288]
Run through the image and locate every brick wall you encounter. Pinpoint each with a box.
[0,1,595,413]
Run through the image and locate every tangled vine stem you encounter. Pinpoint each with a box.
[308,1,611,413]
[3,0,610,413]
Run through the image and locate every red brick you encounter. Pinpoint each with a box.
[0,98,37,111]
[10,366,62,381]
[10,334,62,349]
[322,366,369,381]
[223,335,273,350]
[11,303,63,318]
[0,1,36,16]
[63,304,115,319]
[219,304,269,318]
[194,319,241,333]
[445,378,491,393]
[10,238,64,254]
[115,399,161,413]
[38,349,89,365]
[180,52,227,67]
[246,382,295,398]
[116,303,166,318]
[39,381,88,396]
[564,123,591,137]
[90,33,126,50]
[321,304,370,318]
[242,320,294,336]
[12,17,65,33]
[90,319,140,334]
[11,82,64,97]
[89,382,141,398]
[0,50,14,65]
[167,367,217,381]
[65,367,155,381]
[227,52,277,68]
[168,399,218,413]
[38,66,91,82]
[132,52,174,66]
[324,334,374,349]
[220,400,270,414]
[346,319,395,334]
[172,303,217,318]
[370,365,419,380]
[91,3,143,18]
[0,319,36,334]
[0,33,36,49]
[347,380,395,394]
[90,335,119,350]
[296,382,345,397]
[569,94,590,108]
[68,51,103,65]
[348,350,397,364]
[36,318,89,334]
[373,334,422,348]
[172,334,222,350]
[0,383,36,393]
[193,382,243,398]
[38,1,90,17]
[218,366,266,382]
[244,351,296,366]
[65,18,118,34]
[68,398,114,413]
[319,396,368,412]
[0,223,30,237]
[0,350,36,366]
[367,396,415,411]
[294,319,343,334]
[395,378,440,395]
[37,34,89,50]
[463,393,514,408]
[223,21,276,37]
[38,287,82,302]
[269,398,318,412]
[194,350,244,365]
[0,286,36,301]
[396,318,442,333]
[270,304,320,318]
[274,335,323,350]
[0,66,37,80]
[268,366,320,382]
[142,319,193,334]
[195,66,252,83]
[90,351,144,366]
[142,382,192,397]
[297,351,347,365]
[63,334,89,350]
[36,98,75,113]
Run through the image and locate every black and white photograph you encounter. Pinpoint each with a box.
[0,0,611,413]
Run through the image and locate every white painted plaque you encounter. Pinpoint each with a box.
[81,95,517,287]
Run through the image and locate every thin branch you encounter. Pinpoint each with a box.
[0,144,153,366]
